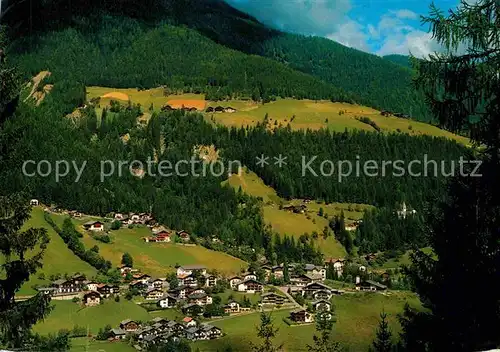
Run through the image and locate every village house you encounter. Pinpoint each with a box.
[200,324,222,339]
[355,280,387,291]
[110,328,126,340]
[224,300,241,314]
[203,274,218,287]
[325,258,345,276]
[185,327,207,341]
[237,279,264,293]
[290,309,314,323]
[133,273,152,284]
[187,292,213,306]
[229,276,242,290]
[145,288,165,300]
[118,265,135,275]
[30,199,39,206]
[83,280,98,292]
[304,264,327,281]
[243,273,257,281]
[148,278,166,290]
[157,294,179,309]
[129,280,148,292]
[168,285,188,299]
[177,230,190,242]
[272,266,284,278]
[52,278,83,294]
[180,317,194,327]
[83,291,102,306]
[178,274,198,287]
[83,221,105,232]
[312,300,332,312]
[97,283,119,297]
[224,107,236,113]
[290,274,314,287]
[166,320,185,334]
[182,303,204,316]
[260,292,288,306]
[120,319,140,332]
[302,282,336,299]
[176,265,207,277]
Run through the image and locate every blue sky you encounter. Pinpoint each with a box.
[225,0,464,57]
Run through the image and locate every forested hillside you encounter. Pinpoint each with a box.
[3,0,431,121]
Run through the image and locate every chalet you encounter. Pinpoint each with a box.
[185,327,207,341]
[325,258,345,276]
[161,104,174,111]
[312,300,332,312]
[176,265,207,277]
[148,278,165,290]
[97,283,119,297]
[224,107,236,113]
[129,213,141,222]
[272,266,284,278]
[83,291,102,306]
[52,278,82,294]
[282,204,306,214]
[118,265,134,274]
[168,285,188,299]
[137,326,155,340]
[182,317,197,328]
[30,199,39,206]
[145,288,165,300]
[303,282,335,299]
[290,274,314,287]
[214,106,224,113]
[178,274,198,287]
[203,274,218,288]
[355,280,387,291]
[187,292,213,306]
[110,328,126,340]
[290,309,314,323]
[151,317,169,326]
[229,276,242,290]
[120,319,140,332]
[243,273,257,281]
[157,294,179,309]
[312,289,333,301]
[83,221,105,232]
[182,303,204,316]
[224,300,240,314]
[177,230,190,242]
[261,292,288,306]
[72,274,87,285]
[84,281,98,292]
[129,280,148,292]
[304,264,327,281]
[166,320,185,334]
[153,229,172,242]
[133,273,152,284]
[114,213,127,220]
[205,107,215,113]
[200,324,222,339]
[237,279,263,293]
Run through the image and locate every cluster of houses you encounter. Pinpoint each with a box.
[142,227,191,244]
[110,316,223,348]
[37,274,120,306]
[205,106,237,113]
[82,212,155,232]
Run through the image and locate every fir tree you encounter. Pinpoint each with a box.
[307,312,342,352]
[252,312,282,352]
[371,311,392,352]
[402,1,500,350]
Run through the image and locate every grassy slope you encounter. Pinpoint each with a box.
[8,208,98,296]
[196,291,421,352]
[224,168,373,258]
[86,87,469,145]
[34,300,151,335]
[49,213,247,277]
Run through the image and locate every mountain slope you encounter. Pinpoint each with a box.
[4,0,431,120]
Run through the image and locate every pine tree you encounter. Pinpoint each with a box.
[0,194,52,348]
[402,1,500,350]
[252,312,283,352]
[307,312,342,352]
[371,311,392,352]
[121,252,133,267]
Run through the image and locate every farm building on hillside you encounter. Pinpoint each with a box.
[237,279,264,293]
[176,265,207,277]
[83,291,102,307]
[83,221,105,232]
[290,309,314,323]
[355,280,387,291]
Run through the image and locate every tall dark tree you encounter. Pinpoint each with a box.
[252,312,282,352]
[0,26,20,124]
[0,194,52,348]
[307,312,342,352]
[371,311,392,352]
[121,252,133,267]
[402,1,500,351]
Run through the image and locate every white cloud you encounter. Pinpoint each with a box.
[327,20,370,52]
[391,9,419,20]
